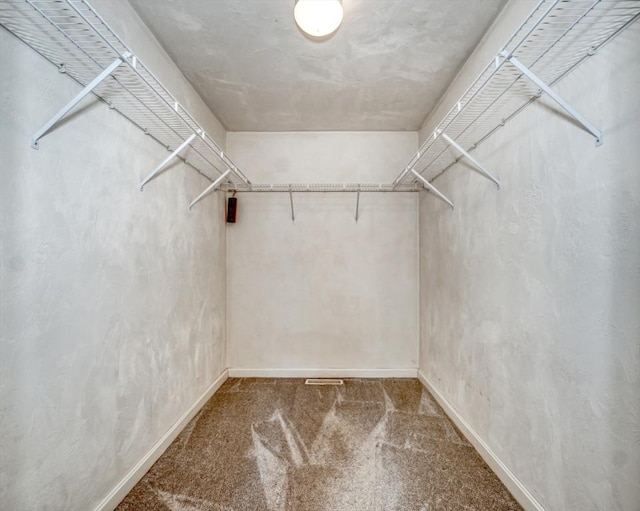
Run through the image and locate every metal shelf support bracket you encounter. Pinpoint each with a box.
[439,131,500,189]
[355,188,361,223]
[140,133,197,190]
[502,52,603,146]
[410,169,454,209]
[31,55,129,149]
[189,169,232,210]
[289,187,295,223]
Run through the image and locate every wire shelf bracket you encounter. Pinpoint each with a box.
[438,131,500,189]
[501,51,603,146]
[189,169,233,210]
[410,169,454,209]
[140,133,197,190]
[31,53,129,149]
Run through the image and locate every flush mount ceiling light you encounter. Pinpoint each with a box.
[294,0,344,38]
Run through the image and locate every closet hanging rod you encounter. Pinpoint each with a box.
[220,183,423,193]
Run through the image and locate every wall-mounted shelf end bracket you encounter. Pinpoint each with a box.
[438,131,500,189]
[189,168,232,210]
[30,53,131,149]
[501,51,603,146]
[410,169,454,209]
[140,133,197,190]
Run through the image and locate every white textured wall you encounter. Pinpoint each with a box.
[418,17,640,511]
[0,1,228,509]
[226,132,419,372]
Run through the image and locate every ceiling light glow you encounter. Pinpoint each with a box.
[294,0,343,38]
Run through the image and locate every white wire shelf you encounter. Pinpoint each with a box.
[0,0,422,200]
[221,183,422,193]
[4,0,636,207]
[218,183,421,223]
[394,0,640,191]
[0,0,251,192]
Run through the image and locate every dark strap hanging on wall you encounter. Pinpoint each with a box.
[227,191,238,223]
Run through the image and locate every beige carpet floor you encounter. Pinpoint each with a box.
[117,378,523,511]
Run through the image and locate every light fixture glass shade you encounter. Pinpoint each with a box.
[294,0,343,38]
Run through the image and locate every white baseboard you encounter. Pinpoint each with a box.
[417,370,545,511]
[94,369,229,511]
[228,368,418,378]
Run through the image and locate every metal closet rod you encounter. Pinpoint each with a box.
[218,183,423,223]
[220,184,423,193]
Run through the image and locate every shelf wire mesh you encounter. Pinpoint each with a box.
[221,183,422,193]
[0,0,418,193]
[394,0,640,187]
[0,0,250,186]
[4,0,637,194]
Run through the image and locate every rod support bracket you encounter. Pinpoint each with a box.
[30,56,125,149]
[438,132,501,189]
[289,187,295,223]
[140,132,197,190]
[410,169,454,209]
[505,53,604,146]
[189,169,232,210]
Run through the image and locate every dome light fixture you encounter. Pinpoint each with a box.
[294,0,344,39]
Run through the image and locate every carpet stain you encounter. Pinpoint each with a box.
[156,489,233,511]
[116,378,522,510]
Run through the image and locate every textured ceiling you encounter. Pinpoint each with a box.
[130,0,507,132]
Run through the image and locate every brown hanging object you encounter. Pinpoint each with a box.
[226,191,237,223]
